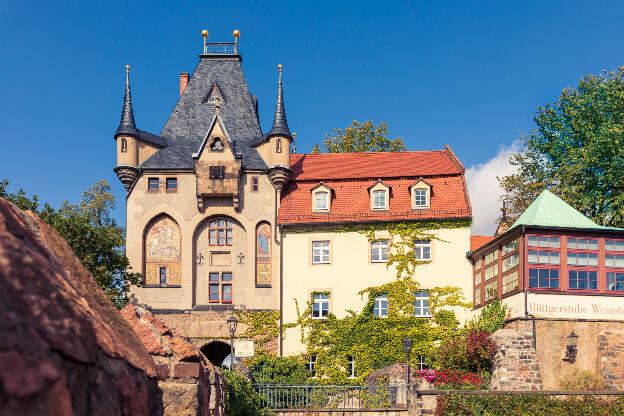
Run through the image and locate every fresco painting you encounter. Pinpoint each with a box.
[256,222,272,287]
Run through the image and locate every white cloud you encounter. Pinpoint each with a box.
[465,141,521,236]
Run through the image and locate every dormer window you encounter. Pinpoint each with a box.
[311,184,332,212]
[368,181,390,210]
[315,192,328,211]
[410,179,431,210]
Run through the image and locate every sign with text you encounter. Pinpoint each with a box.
[502,292,624,320]
[233,339,255,358]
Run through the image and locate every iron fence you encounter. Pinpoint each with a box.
[204,42,236,54]
[253,384,407,410]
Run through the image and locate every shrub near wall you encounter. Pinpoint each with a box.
[435,394,624,416]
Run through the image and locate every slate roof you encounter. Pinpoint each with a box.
[115,72,140,138]
[121,55,269,170]
[509,189,623,231]
[278,149,472,225]
[265,68,291,139]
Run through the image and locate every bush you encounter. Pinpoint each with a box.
[559,369,609,391]
[223,369,273,416]
[248,351,310,384]
[433,329,495,374]
[468,300,507,334]
[435,394,624,416]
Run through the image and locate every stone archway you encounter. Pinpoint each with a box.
[201,340,231,367]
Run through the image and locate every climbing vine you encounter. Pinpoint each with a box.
[235,310,280,351]
[286,219,473,384]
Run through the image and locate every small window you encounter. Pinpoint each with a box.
[148,177,159,191]
[568,270,598,290]
[605,240,624,252]
[567,238,598,250]
[312,294,329,319]
[210,138,224,151]
[373,295,388,317]
[222,284,232,303]
[312,241,330,264]
[372,190,387,209]
[606,254,624,268]
[567,252,598,267]
[607,272,624,291]
[121,138,127,152]
[209,272,220,282]
[159,267,167,285]
[347,356,355,378]
[314,191,329,211]
[276,138,283,153]
[371,240,389,263]
[414,189,427,207]
[414,291,430,317]
[417,355,428,371]
[528,236,560,248]
[209,166,225,179]
[251,177,259,192]
[166,178,177,191]
[306,355,317,377]
[209,284,219,302]
[528,250,560,265]
[414,240,431,261]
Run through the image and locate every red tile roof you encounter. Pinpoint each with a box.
[289,146,464,181]
[470,235,495,251]
[279,147,471,225]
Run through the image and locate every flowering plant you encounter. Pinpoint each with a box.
[414,368,488,390]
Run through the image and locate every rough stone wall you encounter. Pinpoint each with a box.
[490,319,543,390]
[0,198,162,415]
[598,330,624,390]
[122,305,226,416]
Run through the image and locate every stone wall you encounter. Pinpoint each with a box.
[490,319,543,390]
[598,330,624,390]
[122,305,226,416]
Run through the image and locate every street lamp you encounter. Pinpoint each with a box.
[402,336,414,385]
[564,331,579,362]
[227,312,238,371]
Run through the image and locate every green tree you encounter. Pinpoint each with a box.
[311,120,407,153]
[499,67,624,228]
[222,369,273,416]
[0,179,141,308]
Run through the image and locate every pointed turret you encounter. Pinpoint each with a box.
[267,64,292,139]
[115,65,139,138]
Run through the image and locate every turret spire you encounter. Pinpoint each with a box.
[115,65,139,138]
[267,64,291,138]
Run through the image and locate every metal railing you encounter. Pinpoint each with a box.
[204,42,236,54]
[253,384,407,410]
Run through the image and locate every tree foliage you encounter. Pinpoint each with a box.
[222,369,273,416]
[499,67,624,228]
[0,179,141,308]
[311,120,407,153]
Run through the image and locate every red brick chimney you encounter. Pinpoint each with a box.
[179,73,189,97]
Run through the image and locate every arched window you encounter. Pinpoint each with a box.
[209,218,233,246]
[121,138,127,152]
[144,215,181,286]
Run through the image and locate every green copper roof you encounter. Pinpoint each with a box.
[510,189,623,231]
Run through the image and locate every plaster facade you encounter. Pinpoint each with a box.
[281,227,473,355]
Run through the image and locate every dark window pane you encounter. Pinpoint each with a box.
[529,269,538,278]
[539,269,549,279]
[209,273,219,282]
[222,272,232,281]
[529,278,538,287]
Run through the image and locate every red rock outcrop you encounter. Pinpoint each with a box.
[122,305,225,416]
[0,198,162,415]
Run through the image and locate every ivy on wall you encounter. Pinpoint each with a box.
[235,310,280,350]
[285,219,474,384]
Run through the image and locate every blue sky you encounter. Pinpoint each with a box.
[1,0,623,233]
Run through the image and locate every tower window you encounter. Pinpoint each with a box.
[276,138,282,153]
[251,177,259,192]
[210,166,225,179]
[166,178,177,191]
[148,177,159,191]
[121,138,127,152]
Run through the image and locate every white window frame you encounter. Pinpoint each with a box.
[373,295,388,317]
[414,189,427,207]
[417,355,428,370]
[372,190,387,209]
[414,240,431,261]
[414,291,431,317]
[410,181,431,209]
[312,293,330,319]
[347,355,356,378]
[312,241,331,264]
[306,355,317,377]
[371,240,389,263]
[314,191,329,211]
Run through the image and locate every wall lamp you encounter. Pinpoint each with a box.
[564,331,579,362]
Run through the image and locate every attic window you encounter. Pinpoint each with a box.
[372,190,387,209]
[210,138,224,151]
[414,189,427,206]
[210,166,225,180]
[314,192,328,211]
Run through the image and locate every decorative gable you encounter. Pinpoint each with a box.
[203,83,225,105]
[193,115,242,211]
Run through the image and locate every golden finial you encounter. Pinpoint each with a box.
[125,64,130,72]
[201,30,209,38]
[278,64,282,72]
[233,29,240,38]
[233,29,240,54]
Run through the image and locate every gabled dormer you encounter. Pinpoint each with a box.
[409,178,431,210]
[311,183,332,213]
[203,83,225,105]
[193,115,242,211]
[368,180,390,211]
